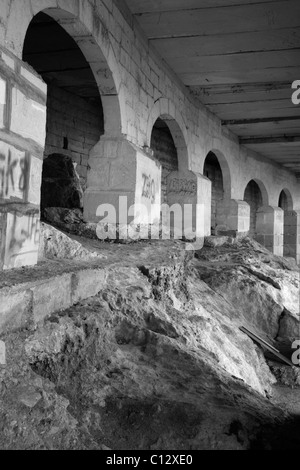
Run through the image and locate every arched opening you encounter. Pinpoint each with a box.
[203,152,224,234]
[22,11,106,221]
[279,189,293,212]
[243,180,264,237]
[279,189,294,257]
[150,118,179,204]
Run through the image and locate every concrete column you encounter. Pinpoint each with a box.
[283,210,300,264]
[256,206,284,256]
[0,49,47,270]
[216,199,250,236]
[84,135,162,229]
[166,170,211,241]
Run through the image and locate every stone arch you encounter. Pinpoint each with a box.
[202,149,231,199]
[278,188,293,211]
[243,179,269,237]
[243,178,269,206]
[147,99,189,171]
[17,1,124,137]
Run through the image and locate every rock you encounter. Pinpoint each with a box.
[0,341,5,365]
[41,154,83,211]
[204,236,234,247]
[43,208,99,240]
[269,362,300,388]
[194,237,300,341]
[39,223,106,261]
[15,386,42,408]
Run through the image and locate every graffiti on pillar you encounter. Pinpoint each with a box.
[135,152,161,224]
[142,174,156,203]
[4,212,40,269]
[0,143,29,201]
[168,178,196,194]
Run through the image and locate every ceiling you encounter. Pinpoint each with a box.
[125,0,300,175]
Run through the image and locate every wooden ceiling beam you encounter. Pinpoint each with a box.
[240,135,300,144]
[222,116,300,126]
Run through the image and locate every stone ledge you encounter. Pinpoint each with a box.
[0,265,108,333]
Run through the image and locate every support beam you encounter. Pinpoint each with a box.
[222,116,300,126]
[240,135,300,145]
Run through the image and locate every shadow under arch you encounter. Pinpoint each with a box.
[21,4,124,137]
[201,149,232,234]
[243,178,269,207]
[202,149,232,199]
[279,188,294,211]
[243,178,269,238]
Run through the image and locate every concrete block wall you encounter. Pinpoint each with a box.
[0,46,46,270]
[45,84,104,191]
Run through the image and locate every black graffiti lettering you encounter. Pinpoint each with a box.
[8,213,40,253]
[142,173,156,203]
[0,149,29,200]
[0,153,5,198]
[5,150,17,196]
[169,178,196,194]
[19,157,29,192]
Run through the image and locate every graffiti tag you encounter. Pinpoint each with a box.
[142,173,156,203]
[0,145,29,201]
[168,178,196,194]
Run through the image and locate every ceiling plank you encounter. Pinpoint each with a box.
[126,0,292,14]
[179,65,300,85]
[166,49,300,75]
[150,28,300,58]
[135,1,300,39]
[240,135,300,144]
[222,115,300,125]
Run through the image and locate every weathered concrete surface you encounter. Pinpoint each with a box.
[0,237,299,449]
[0,46,46,271]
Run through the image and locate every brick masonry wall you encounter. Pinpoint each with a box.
[45,85,104,191]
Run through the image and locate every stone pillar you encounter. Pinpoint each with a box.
[283,210,300,263]
[216,199,250,236]
[166,170,211,241]
[84,136,162,231]
[256,206,284,256]
[0,48,47,270]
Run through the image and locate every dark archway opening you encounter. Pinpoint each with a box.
[23,12,104,215]
[203,152,224,234]
[279,189,293,257]
[279,190,289,211]
[150,118,179,204]
[244,180,263,238]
